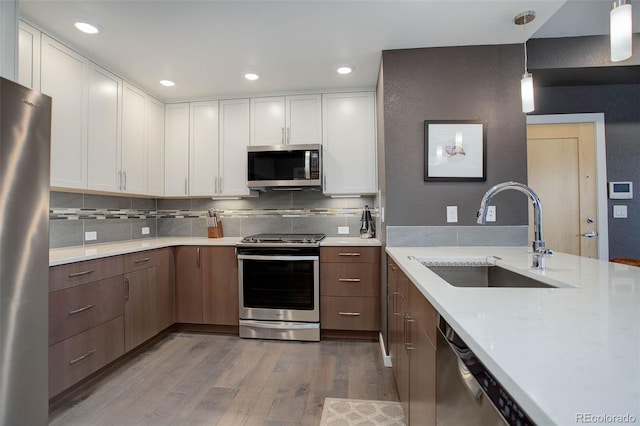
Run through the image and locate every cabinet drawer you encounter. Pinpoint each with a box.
[321,263,380,297]
[49,275,124,345]
[321,246,380,263]
[50,256,124,292]
[321,296,379,331]
[123,250,158,273]
[49,316,125,397]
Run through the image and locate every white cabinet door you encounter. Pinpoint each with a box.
[41,35,87,189]
[250,94,321,146]
[17,21,40,90]
[87,63,122,193]
[287,94,321,145]
[190,101,218,196]
[121,83,147,195]
[164,103,190,196]
[146,96,165,197]
[322,92,377,195]
[250,96,285,146]
[219,99,250,196]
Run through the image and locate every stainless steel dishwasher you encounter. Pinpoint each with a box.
[436,315,536,426]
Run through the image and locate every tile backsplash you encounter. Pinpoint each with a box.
[49,190,376,249]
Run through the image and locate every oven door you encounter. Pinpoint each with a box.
[238,253,319,322]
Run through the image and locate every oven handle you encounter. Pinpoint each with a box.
[237,254,319,261]
[239,320,319,330]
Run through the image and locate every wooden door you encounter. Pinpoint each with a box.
[124,267,157,352]
[527,123,598,258]
[250,96,285,145]
[156,248,175,331]
[175,246,203,323]
[286,94,322,145]
[190,101,219,196]
[219,98,251,196]
[121,83,148,194]
[164,103,190,196]
[202,246,238,326]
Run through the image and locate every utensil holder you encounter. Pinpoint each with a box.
[208,223,223,238]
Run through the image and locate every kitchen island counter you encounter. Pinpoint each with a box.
[386,246,639,425]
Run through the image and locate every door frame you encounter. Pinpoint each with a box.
[526,113,609,260]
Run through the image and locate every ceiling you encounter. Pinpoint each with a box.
[18,0,637,102]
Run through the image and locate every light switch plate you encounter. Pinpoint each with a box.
[486,206,496,222]
[446,206,458,223]
[85,231,97,241]
[338,226,349,235]
[142,227,150,235]
[613,205,628,218]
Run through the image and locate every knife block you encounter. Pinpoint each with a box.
[207,223,223,238]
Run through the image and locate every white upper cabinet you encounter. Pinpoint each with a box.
[87,63,122,193]
[40,34,88,189]
[17,21,40,90]
[121,83,148,195]
[219,99,252,196]
[146,96,165,197]
[190,101,219,196]
[250,94,321,146]
[322,92,377,195]
[164,103,190,196]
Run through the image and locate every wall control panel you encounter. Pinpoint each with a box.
[608,181,633,199]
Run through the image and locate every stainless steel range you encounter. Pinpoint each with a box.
[237,233,325,341]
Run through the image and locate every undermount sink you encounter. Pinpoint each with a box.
[425,264,555,289]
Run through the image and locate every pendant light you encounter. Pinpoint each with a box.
[610,0,633,62]
[515,11,536,113]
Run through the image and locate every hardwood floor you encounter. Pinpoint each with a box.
[49,333,398,425]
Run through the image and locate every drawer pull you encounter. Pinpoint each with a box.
[69,349,96,365]
[68,270,95,278]
[338,278,361,282]
[68,304,95,316]
[338,312,361,316]
[133,257,150,264]
[338,253,361,257]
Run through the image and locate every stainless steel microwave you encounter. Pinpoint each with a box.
[247,144,322,188]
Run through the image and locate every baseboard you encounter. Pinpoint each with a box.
[379,332,392,368]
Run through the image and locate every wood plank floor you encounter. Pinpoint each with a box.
[49,333,399,425]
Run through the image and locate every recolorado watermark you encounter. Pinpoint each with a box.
[576,413,637,424]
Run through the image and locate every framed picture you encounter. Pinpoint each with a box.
[424,120,486,182]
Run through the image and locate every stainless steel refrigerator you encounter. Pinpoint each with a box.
[0,77,51,425]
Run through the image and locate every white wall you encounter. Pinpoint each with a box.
[0,0,18,81]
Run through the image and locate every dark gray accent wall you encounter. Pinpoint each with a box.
[382,45,529,227]
[533,84,640,259]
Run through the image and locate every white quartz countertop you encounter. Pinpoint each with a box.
[49,237,380,266]
[386,246,640,425]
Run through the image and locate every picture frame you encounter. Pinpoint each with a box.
[424,120,486,182]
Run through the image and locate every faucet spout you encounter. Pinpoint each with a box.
[477,181,550,269]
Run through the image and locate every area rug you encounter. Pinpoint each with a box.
[319,397,405,425]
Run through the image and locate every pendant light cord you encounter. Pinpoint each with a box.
[524,39,528,74]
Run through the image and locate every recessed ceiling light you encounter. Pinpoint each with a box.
[337,66,353,75]
[74,21,100,34]
[160,80,175,87]
[244,73,260,81]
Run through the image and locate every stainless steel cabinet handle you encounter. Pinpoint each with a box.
[338,312,361,316]
[123,171,127,190]
[69,349,96,365]
[119,171,123,191]
[338,278,361,282]
[393,291,400,316]
[219,177,223,194]
[68,304,95,316]
[338,253,361,257]
[215,176,219,194]
[582,231,597,238]
[286,127,290,144]
[133,257,150,264]
[124,277,130,300]
[184,178,188,195]
[196,247,201,267]
[405,314,415,350]
[68,270,95,278]
[281,127,285,144]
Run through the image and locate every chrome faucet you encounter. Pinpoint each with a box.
[477,181,552,270]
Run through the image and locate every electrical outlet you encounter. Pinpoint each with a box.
[141,227,150,235]
[338,226,349,235]
[446,206,458,223]
[85,231,97,241]
[486,206,496,222]
[613,205,628,218]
